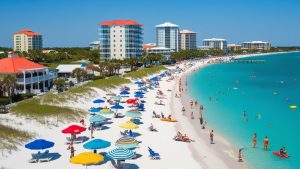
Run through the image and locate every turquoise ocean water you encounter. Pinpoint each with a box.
[188,52,300,169]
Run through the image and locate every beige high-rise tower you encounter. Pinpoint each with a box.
[13,29,43,52]
[180,29,197,50]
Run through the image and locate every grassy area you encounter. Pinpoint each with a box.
[0,123,33,152]
[10,99,84,125]
[86,76,130,89]
[124,65,166,79]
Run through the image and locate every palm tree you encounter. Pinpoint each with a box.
[1,75,17,103]
[71,68,87,83]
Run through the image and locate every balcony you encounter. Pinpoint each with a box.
[17,74,57,84]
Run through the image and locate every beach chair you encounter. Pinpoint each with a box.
[72,136,85,144]
[39,150,52,162]
[28,153,39,163]
[129,130,134,137]
[148,147,160,160]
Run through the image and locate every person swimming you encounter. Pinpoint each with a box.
[280,147,288,157]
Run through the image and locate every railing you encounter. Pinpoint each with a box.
[17,74,57,84]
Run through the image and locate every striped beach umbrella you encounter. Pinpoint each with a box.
[107,148,135,160]
[115,136,139,149]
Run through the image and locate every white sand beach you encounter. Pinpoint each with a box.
[1,53,285,169]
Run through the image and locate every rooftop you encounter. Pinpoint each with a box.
[243,41,269,44]
[100,20,142,26]
[56,64,85,73]
[155,22,179,28]
[203,38,227,41]
[180,29,196,34]
[0,57,45,74]
[14,29,42,36]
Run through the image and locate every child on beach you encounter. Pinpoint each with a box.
[238,149,243,162]
[79,119,85,126]
[253,133,257,148]
[210,130,214,144]
[202,121,207,129]
[68,143,75,158]
[263,136,269,150]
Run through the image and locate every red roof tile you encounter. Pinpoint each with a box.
[0,57,45,74]
[14,29,42,36]
[100,20,142,26]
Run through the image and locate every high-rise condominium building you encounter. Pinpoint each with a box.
[180,29,197,50]
[99,20,143,60]
[202,38,228,51]
[155,22,180,52]
[241,41,271,50]
[13,29,43,52]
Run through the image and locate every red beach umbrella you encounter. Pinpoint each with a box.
[62,125,86,134]
[126,99,137,104]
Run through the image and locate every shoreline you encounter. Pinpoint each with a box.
[173,51,299,169]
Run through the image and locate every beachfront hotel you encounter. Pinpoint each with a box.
[155,22,180,52]
[202,38,228,51]
[180,29,197,50]
[0,54,57,94]
[13,29,43,52]
[228,44,242,51]
[241,41,271,50]
[99,20,143,60]
[89,41,100,50]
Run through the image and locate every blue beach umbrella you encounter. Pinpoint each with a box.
[120,90,130,95]
[111,104,124,110]
[150,77,158,81]
[89,108,101,114]
[134,93,144,98]
[25,139,54,150]
[93,99,105,104]
[107,148,135,160]
[135,91,144,95]
[83,139,111,150]
[134,81,144,85]
[89,115,106,123]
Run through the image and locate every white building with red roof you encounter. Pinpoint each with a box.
[13,29,43,52]
[0,54,57,94]
[99,20,143,60]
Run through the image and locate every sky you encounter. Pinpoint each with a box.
[0,0,299,47]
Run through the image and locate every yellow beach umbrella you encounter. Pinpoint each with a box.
[70,152,104,168]
[99,108,114,114]
[119,121,139,130]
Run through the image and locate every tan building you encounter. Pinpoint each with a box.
[13,29,43,52]
[180,29,197,50]
[228,44,242,51]
[241,41,271,50]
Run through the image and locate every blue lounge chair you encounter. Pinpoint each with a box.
[129,130,134,137]
[148,147,160,160]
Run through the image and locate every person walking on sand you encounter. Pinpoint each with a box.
[253,133,257,148]
[263,136,269,150]
[238,149,243,162]
[69,143,75,158]
[191,112,194,119]
[90,123,94,139]
[210,130,214,144]
[182,106,186,115]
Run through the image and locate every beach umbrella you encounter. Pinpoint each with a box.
[98,108,114,115]
[93,99,104,104]
[150,77,159,81]
[119,121,139,130]
[25,139,54,150]
[126,99,137,104]
[111,104,124,110]
[115,136,139,149]
[135,91,144,95]
[107,148,135,160]
[134,93,144,98]
[89,107,101,113]
[112,96,122,101]
[83,139,111,150]
[62,125,86,134]
[134,81,144,85]
[89,115,106,123]
[120,90,130,95]
[126,111,142,118]
[70,152,104,169]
